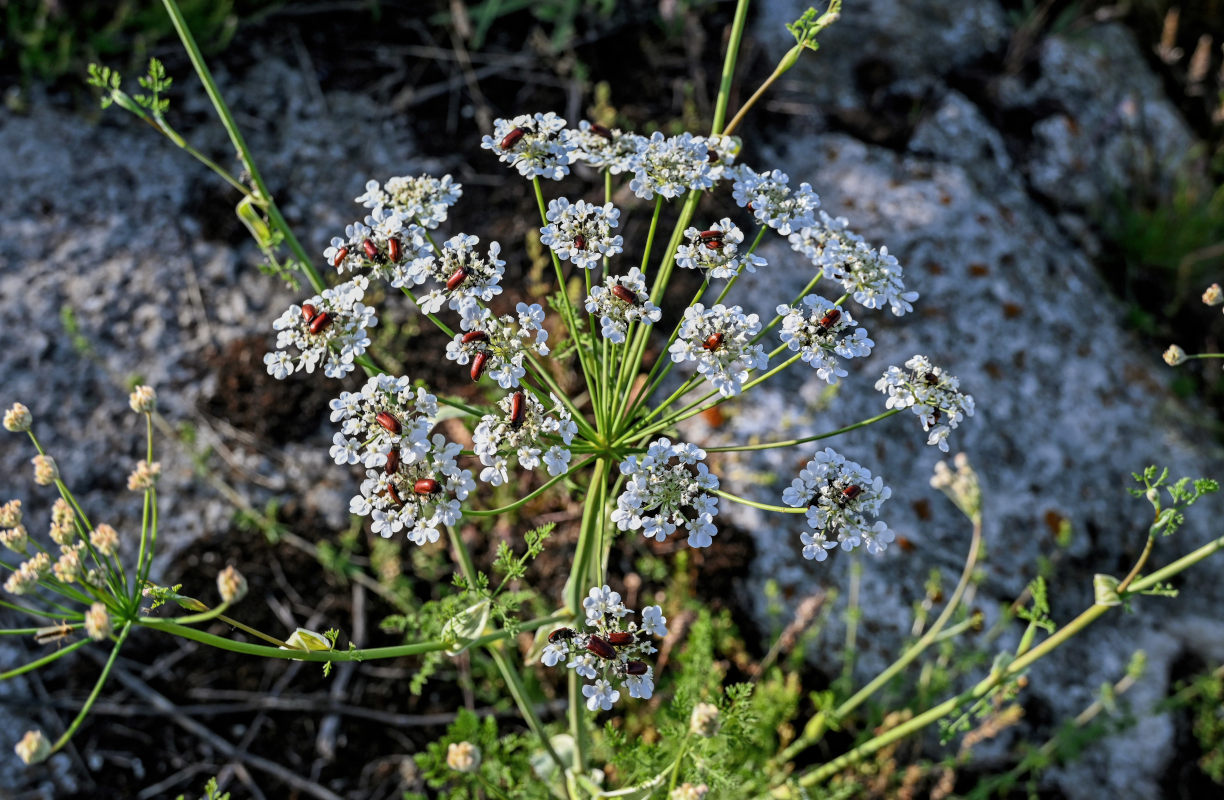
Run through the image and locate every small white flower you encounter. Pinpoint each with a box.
[265,276,377,380]
[569,121,644,173]
[776,295,874,384]
[1203,283,1222,306]
[356,174,462,229]
[612,438,720,548]
[624,668,654,699]
[675,219,766,280]
[875,356,975,452]
[409,233,505,315]
[583,678,620,711]
[783,448,894,559]
[540,197,624,269]
[15,729,50,765]
[693,133,741,181]
[1163,345,1187,366]
[629,132,714,200]
[128,385,156,414]
[584,268,662,344]
[324,209,431,289]
[668,303,768,397]
[480,113,575,180]
[446,741,481,773]
[445,303,549,389]
[329,375,437,468]
[732,165,819,235]
[584,585,626,622]
[472,391,575,483]
[640,605,667,638]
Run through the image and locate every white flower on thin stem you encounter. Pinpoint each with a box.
[693,133,742,182]
[675,218,766,280]
[410,233,506,316]
[265,276,377,380]
[669,303,768,397]
[875,356,975,452]
[583,679,620,711]
[584,268,662,344]
[328,375,437,469]
[790,211,918,316]
[472,391,576,485]
[732,165,820,235]
[583,584,627,622]
[640,605,668,638]
[348,433,474,545]
[569,120,644,174]
[480,112,575,180]
[324,208,431,289]
[782,448,894,560]
[628,132,714,200]
[612,438,720,548]
[444,303,550,389]
[540,197,624,269]
[776,295,874,384]
[356,174,462,230]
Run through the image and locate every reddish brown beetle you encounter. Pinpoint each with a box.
[698,229,723,241]
[509,391,526,429]
[625,660,648,675]
[924,372,940,385]
[611,284,637,305]
[589,123,613,140]
[470,352,488,381]
[414,478,441,495]
[500,127,525,150]
[385,450,400,475]
[301,303,317,320]
[574,233,586,251]
[702,332,725,352]
[817,308,841,331]
[362,238,379,260]
[461,330,489,345]
[548,627,577,643]
[841,484,863,502]
[586,636,616,660]
[447,267,470,291]
[309,312,332,334]
[606,631,634,647]
[376,411,402,435]
[386,483,404,507]
[387,237,402,262]
[332,247,348,269]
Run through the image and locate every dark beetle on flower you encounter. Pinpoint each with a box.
[548,627,577,643]
[499,127,526,150]
[308,311,332,334]
[301,303,317,320]
[510,391,526,429]
[611,284,637,305]
[331,247,347,269]
[625,660,648,676]
[385,450,400,475]
[586,635,616,660]
[470,351,488,381]
[461,330,488,345]
[702,332,725,352]
[362,238,379,260]
[605,630,634,647]
[376,412,402,435]
[414,478,441,495]
[387,237,401,262]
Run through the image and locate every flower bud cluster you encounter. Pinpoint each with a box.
[445,303,550,388]
[568,121,641,173]
[541,585,668,710]
[128,384,157,414]
[32,455,58,486]
[85,602,112,641]
[3,402,31,432]
[930,453,982,522]
[49,498,75,546]
[782,448,894,560]
[90,523,119,557]
[675,218,766,280]
[356,174,462,230]
[3,551,49,595]
[669,303,768,397]
[776,295,874,384]
[585,268,662,344]
[126,460,161,491]
[446,741,481,773]
[876,356,975,452]
[612,438,719,547]
[472,392,576,485]
[540,197,623,269]
[265,276,376,379]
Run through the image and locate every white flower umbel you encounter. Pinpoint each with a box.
[782,448,894,561]
[776,296,874,384]
[612,438,719,548]
[584,268,662,344]
[675,218,766,280]
[541,588,667,710]
[669,303,768,397]
[693,133,741,182]
[471,391,577,485]
[790,211,918,316]
[445,303,550,389]
[323,208,431,289]
[328,375,438,469]
[875,356,975,452]
[540,197,624,269]
[265,276,377,380]
[410,233,506,315]
[569,121,644,174]
[628,132,714,200]
[731,165,820,235]
[355,174,462,230]
[480,112,575,180]
[349,433,475,544]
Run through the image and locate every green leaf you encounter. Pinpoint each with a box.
[442,598,492,654]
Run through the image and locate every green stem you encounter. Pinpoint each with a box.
[51,621,132,754]
[711,0,754,134]
[711,490,807,514]
[488,644,566,773]
[465,456,596,517]
[704,409,902,453]
[0,638,91,681]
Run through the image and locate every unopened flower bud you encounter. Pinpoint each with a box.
[126,460,161,491]
[52,545,84,583]
[129,385,157,414]
[446,741,481,773]
[4,403,31,432]
[90,524,119,557]
[0,499,22,528]
[217,565,248,604]
[32,455,58,486]
[1,525,29,554]
[1203,283,1222,306]
[1163,345,1187,366]
[15,729,50,765]
[689,702,720,737]
[85,602,112,641]
[670,783,709,800]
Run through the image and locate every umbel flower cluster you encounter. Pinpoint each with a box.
[252,109,975,697]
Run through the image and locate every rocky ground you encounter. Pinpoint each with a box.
[0,1,1221,798]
